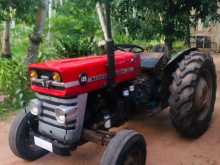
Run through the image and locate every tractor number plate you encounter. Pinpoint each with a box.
[34,136,53,152]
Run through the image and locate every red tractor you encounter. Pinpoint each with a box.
[9,1,216,165]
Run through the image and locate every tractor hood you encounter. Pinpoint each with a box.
[29,51,140,97]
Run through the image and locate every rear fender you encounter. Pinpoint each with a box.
[165,48,198,73]
[160,48,198,108]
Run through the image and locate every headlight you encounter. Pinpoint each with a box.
[55,106,77,124]
[28,99,42,116]
[30,70,38,79]
[52,72,61,82]
[55,108,66,124]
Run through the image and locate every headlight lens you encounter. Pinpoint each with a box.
[55,106,77,124]
[28,99,42,116]
[52,72,61,82]
[55,108,66,124]
[30,70,38,79]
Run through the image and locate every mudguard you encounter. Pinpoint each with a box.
[165,48,198,72]
[160,47,198,108]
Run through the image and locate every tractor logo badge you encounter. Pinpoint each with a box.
[41,76,50,88]
[79,73,88,86]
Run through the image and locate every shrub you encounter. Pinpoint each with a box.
[0,24,59,111]
[51,1,101,57]
[114,35,161,51]
[0,58,33,109]
[173,41,187,53]
[11,24,32,59]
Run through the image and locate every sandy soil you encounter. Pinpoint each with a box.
[0,55,220,165]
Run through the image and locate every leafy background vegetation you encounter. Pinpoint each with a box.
[0,0,219,114]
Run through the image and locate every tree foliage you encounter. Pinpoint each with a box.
[51,0,101,56]
[0,0,39,22]
[112,0,162,40]
[140,0,219,50]
[111,0,219,50]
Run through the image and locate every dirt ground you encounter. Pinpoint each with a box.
[0,55,220,165]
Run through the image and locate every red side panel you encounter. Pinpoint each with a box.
[29,51,140,97]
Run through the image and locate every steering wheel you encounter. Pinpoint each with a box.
[115,44,144,53]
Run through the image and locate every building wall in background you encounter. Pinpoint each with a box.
[191,5,220,52]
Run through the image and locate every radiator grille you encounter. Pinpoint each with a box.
[36,93,77,129]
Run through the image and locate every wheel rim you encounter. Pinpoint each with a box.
[194,73,212,121]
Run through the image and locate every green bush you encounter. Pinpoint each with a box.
[11,24,32,59]
[51,1,101,57]
[0,24,59,111]
[114,34,161,51]
[173,41,187,53]
[0,24,33,111]
[0,58,33,109]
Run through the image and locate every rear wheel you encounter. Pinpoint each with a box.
[9,111,48,161]
[169,51,216,138]
[101,130,147,165]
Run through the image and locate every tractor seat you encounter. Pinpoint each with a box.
[140,52,168,72]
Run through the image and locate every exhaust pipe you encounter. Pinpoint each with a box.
[96,1,115,88]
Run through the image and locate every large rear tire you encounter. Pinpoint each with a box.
[9,111,48,161]
[169,51,216,138]
[101,130,147,165]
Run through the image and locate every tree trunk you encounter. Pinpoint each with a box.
[2,20,11,58]
[26,0,49,64]
[185,13,191,48]
[164,0,175,54]
[185,22,191,48]
[47,0,53,44]
[164,20,175,53]
[59,0,63,6]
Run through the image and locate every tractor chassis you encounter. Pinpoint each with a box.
[33,128,115,156]
[82,129,115,146]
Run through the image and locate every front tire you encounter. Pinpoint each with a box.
[169,51,216,138]
[101,130,147,165]
[9,111,48,161]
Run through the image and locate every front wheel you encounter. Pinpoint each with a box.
[9,111,48,161]
[169,51,216,138]
[101,130,147,165]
